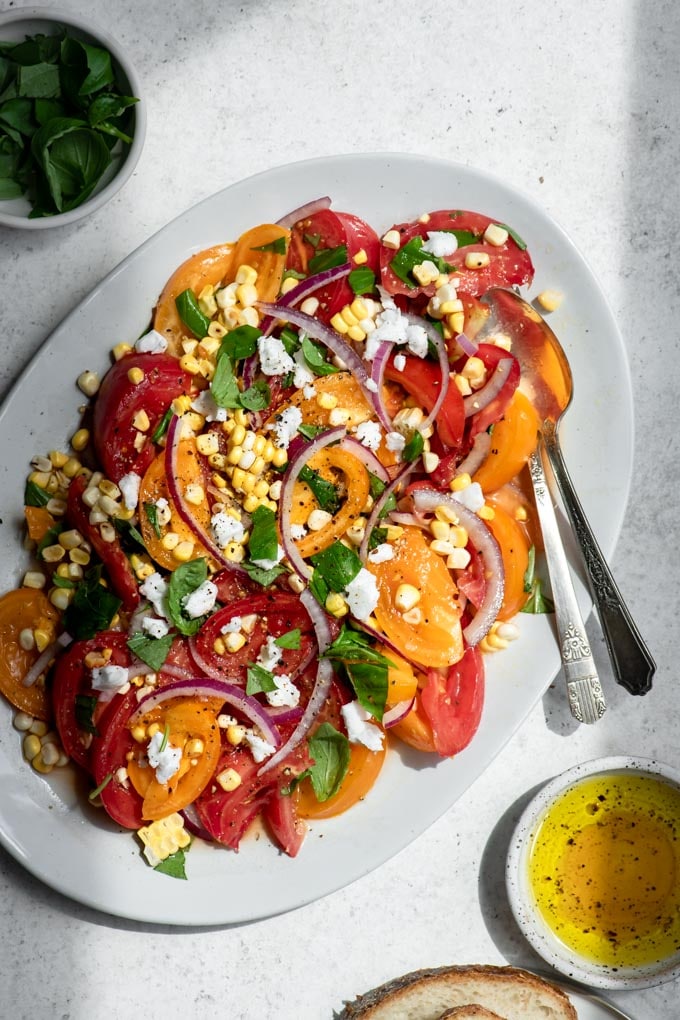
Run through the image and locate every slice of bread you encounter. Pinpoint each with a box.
[338,965,577,1020]
[439,1007,506,1019]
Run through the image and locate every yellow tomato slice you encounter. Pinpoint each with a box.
[368,527,464,669]
[139,439,211,569]
[293,447,371,559]
[0,588,60,719]
[485,502,531,620]
[24,506,56,543]
[473,389,539,494]
[390,692,437,754]
[127,697,223,821]
[228,223,290,302]
[153,242,235,355]
[382,648,419,707]
[294,741,386,820]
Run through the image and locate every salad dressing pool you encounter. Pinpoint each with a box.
[527,771,680,968]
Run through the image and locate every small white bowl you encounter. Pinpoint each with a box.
[506,755,680,990]
[0,7,145,229]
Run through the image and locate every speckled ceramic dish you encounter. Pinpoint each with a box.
[507,756,680,990]
[0,7,145,228]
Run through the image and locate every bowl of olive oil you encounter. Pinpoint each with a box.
[506,756,680,989]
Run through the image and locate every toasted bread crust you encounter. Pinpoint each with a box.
[338,965,577,1020]
[439,1006,506,1019]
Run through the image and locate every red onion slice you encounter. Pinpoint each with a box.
[411,488,505,647]
[383,697,415,728]
[260,263,352,336]
[338,435,390,483]
[258,588,334,776]
[368,340,396,431]
[402,311,451,438]
[278,424,346,581]
[165,414,241,572]
[130,677,281,748]
[180,803,215,842]
[187,634,239,684]
[276,196,331,228]
[359,462,416,562]
[463,357,513,418]
[457,331,479,357]
[21,632,72,687]
[455,432,492,478]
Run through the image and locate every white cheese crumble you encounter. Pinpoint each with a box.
[91,663,129,693]
[258,335,296,377]
[292,350,315,391]
[355,420,382,450]
[252,543,284,570]
[220,616,243,635]
[393,353,406,372]
[367,543,394,564]
[182,580,218,619]
[256,635,283,673]
[270,406,302,449]
[345,568,379,622]
[211,511,245,548]
[245,731,276,763]
[192,389,228,422]
[118,471,141,511]
[405,323,428,358]
[386,431,406,454]
[341,700,384,751]
[142,616,170,639]
[140,572,169,619]
[452,481,485,512]
[303,384,317,399]
[135,329,168,355]
[266,673,300,709]
[421,230,459,258]
[365,378,379,393]
[290,523,307,541]
[147,731,182,784]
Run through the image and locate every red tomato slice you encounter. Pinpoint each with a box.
[286,209,380,321]
[66,473,140,612]
[420,647,485,757]
[52,631,132,772]
[383,352,465,449]
[92,353,193,483]
[263,790,308,857]
[466,344,520,438]
[380,209,534,299]
[190,593,315,686]
[91,689,145,829]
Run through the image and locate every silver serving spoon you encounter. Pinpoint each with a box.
[479,288,655,703]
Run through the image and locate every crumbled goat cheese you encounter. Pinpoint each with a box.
[252,543,284,570]
[393,353,406,372]
[421,231,459,258]
[405,323,428,358]
[367,543,394,564]
[270,406,302,449]
[135,329,168,354]
[211,512,245,548]
[193,389,227,422]
[257,635,283,673]
[345,568,379,622]
[452,481,485,512]
[147,731,182,784]
[182,580,218,619]
[220,616,243,635]
[119,471,141,511]
[293,350,315,390]
[245,731,276,763]
[140,572,169,619]
[142,616,170,639]
[386,431,406,454]
[341,700,385,751]
[290,523,307,541]
[355,421,382,450]
[91,664,129,693]
[266,673,300,709]
[258,335,296,377]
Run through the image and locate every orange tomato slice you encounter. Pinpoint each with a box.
[0,588,60,719]
[472,389,539,494]
[294,741,386,820]
[293,447,371,559]
[390,692,437,754]
[228,223,290,303]
[153,242,235,354]
[139,438,211,569]
[485,502,531,620]
[24,506,56,543]
[368,527,464,669]
[127,697,223,821]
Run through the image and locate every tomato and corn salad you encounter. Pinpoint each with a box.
[0,197,550,875]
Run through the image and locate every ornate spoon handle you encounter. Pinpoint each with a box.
[528,443,606,724]
[542,420,655,695]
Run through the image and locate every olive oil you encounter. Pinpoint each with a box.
[528,772,680,968]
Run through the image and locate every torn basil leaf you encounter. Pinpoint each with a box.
[127,631,174,672]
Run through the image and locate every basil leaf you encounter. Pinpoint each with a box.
[154,848,188,880]
[127,632,174,672]
[0,97,35,137]
[175,288,211,339]
[278,326,300,355]
[348,267,376,296]
[389,236,453,288]
[248,505,278,564]
[303,232,321,248]
[281,268,305,284]
[144,502,162,539]
[52,574,75,589]
[112,516,146,551]
[24,479,50,507]
[368,526,388,551]
[219,323,261,361]
[75,693,98,735]
[246,663,277,695]
[299,464,340,514]
[308,569,330,608]
[298,723,350,801]
[322,625,391,721]
[0,177,23,199]
[308,244,348,274]
[242,562,286,587]
[239,380,271,412]
[87,93,138,127]
[34,97,64,126]
[72,39,115,96]
[151,405,173,444]
[64,566,122,641]
[31,116,111,212]
[251,235,287,255]
[497,222,528,251]
[298,423,326,441]
[521,545,555,614]
[403,430,424,462]
[302,335,338,376]
[310,544,361,593]
[210,351,241,408]
[17,62,60,99]
[367,472,396,518]
[275,628,301,650]
[37,522,64,557]
[167,559,208,636]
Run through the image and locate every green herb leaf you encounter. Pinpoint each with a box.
[297,423,326,441]
[242,562,286,587]
[127,631,174,672]
[291,723,350,802]
[37,522,64,557]
[64,566,122,641]
[166,559,209,636]
[251,235,287,255]
[143,501,162,540]
[158,722,170,754]
[71,39,115,96]
[302,335,338,376]
[281,268,306,284]
[308,568,330,608]
[444,224,479,247]
[239,379,271,412]
[87,92,138,127]
[278,326,300,355]
[248,505,279,564]
[219,323,261,361]
[303,232,321,248]
[322,625,391,721]
[0,177,23,199]
[348,267,376,296]
[368,526,388,551]
[275,628,301,650]
[31,116,112,212]
[299,464,340,514]
[402,430,424,462]
[75,693,98,735]
[210,350,241,408]
[521,545,555,614]
[246,663,278,696]
[389,236,454,288]
[24,479,50,507]
[175,288,211,339]
[310,544,361,594]
[496,222,528,251]
[368,472,396,517]
[154,848,188,880]
[112,516,146,551]
[308,244,348,274]
[17,61,60,99]
[151,405,173,444]
[52,574,75,589]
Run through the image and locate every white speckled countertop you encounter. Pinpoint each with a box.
[1,1,679,1017]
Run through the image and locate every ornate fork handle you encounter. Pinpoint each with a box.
[528,444,606,724]
[542,420,655,696]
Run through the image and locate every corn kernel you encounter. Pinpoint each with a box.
[132,409,150,432]
[330,312,349,334]
[382,229,401,249]
[412,260,440,286]
[49,587,73,611]
[353,248,368,265]
[33,628,53,652]
[384,525,404,542]
[478,505,495,521]
[394,584,421,612]
[236,282,258,307]
[325,592,349,618]
[226,724,246,746]
[207,321,227,339]
[464,252,490,270]
[483,223,509,247]
[32,754,53,774]
[347,325,366,343]
[422,451,440,473]
[300,297,319,316]
[69,547,91,565]
[161,532,179,551]
[184,484,205,506]
[173,541,195,562]
[316,391,338,410]
[450,472,471,492]
[448,311,465,334]
[23,734,42,760]
[307,508,333,531]
[211,472,227,489]
[23,571,46,589]
[280,276,299,295]
[127,366,145,385]
[271,448,288,468]
[13,711,34,732]
[514,506,528,522]
[537,289,564,312]
[235,264,258,286]
[19,628,35,651]
[430,520,451,542]
[217,767,242,792]
[71,428,90,452]
[171,395,192,415]
[340,305,358,327]
[112,342,132,360]
[179,354,201,375]
[453,374,472,397]
[224,631,247,653]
